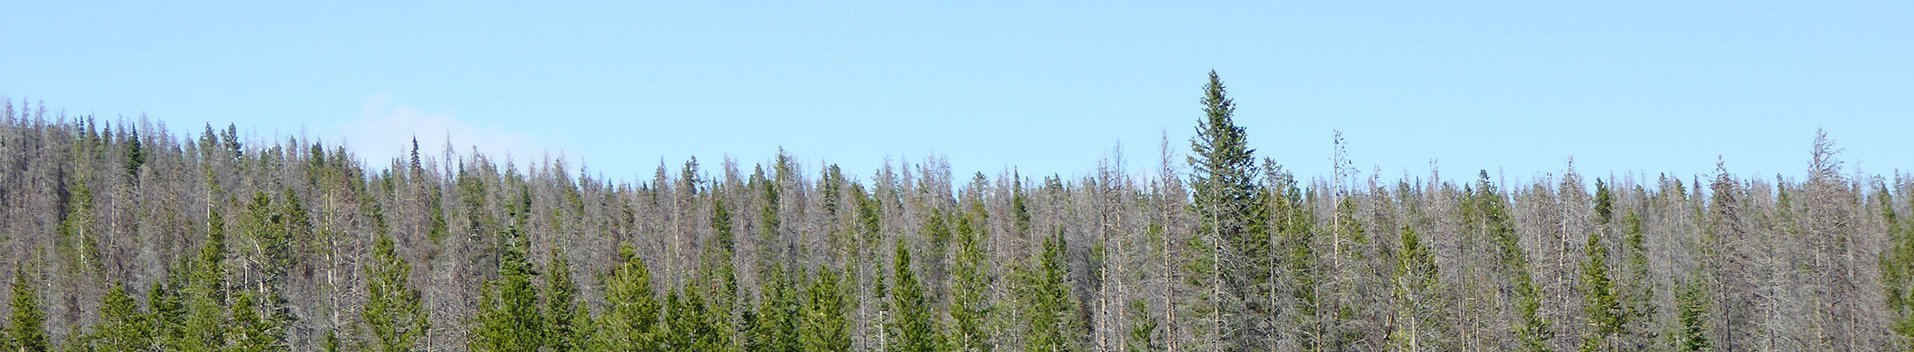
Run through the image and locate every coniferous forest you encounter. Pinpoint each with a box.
[1,72,1911,351]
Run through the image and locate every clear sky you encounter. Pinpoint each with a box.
[4,2,1910,186]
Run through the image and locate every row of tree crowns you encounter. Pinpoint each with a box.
[0,71,1906,351]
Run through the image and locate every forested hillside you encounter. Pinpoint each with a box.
[0,73,1910,351]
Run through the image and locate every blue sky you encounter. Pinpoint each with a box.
[3,2,1910,186]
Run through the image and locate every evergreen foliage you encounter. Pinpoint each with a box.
[0,79,1907,351]
[887,239,939,352]
[468,209,545,352]
[591,244,661,352]
[87,283,152,351]
[800,267,851,352]
[363,232,429,352]
[7,267,47,352]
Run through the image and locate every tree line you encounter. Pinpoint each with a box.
[0,72,1909,351]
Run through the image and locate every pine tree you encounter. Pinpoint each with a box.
[150,277,187,351]
[1021,231,1086,352]
[323,330,342,352]
[239,191,295,318]
[226,292,286,352]
[184,209,232,352]
[545,249,587,352]
[887,239,939,352]
[1186,70,1261,352]
[1879,181,1914,345]
[1323,196,1372,350]
[58,175,101,273]
[1125,299,1158,352]
[801,267,850,352]
[1593,179,1614,225]
[947,211,992,352]
[88,283,153,351]
[1390,226,1445,352]
[704,197,741,336]
[1674,280,1710,352]
[664,287,733,352]
[1267,167,1321,351]
[745,266,800,352]
[659,292,689,351]
[591,244,661,352]
[1473,171,1552,352]
[7,267,47,352]
[1578,231,1623,352]
[125,127,145,177]
[468,213,544,352]
[363,232,429,352]
[1617,212,1657,350]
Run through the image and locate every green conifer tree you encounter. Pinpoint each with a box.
[746,266,800,352]
[1618,212,1658,350]
[1186,70,1261,351]
[591,244,661,352]
[184,209,231,352]
[58,176,101,273]
[947,211,992,352]
[226,292,286,352]
[89,283,153,351]
[545,249,587,352]
[1579,231,1623,352]
[363,232,429,352]
[705,197,742,335]
[888,239,939,352]
[1674,280,1710,352]
[800,267,850,352]
[664,287,733,352]
[1390,226,1445,352]
[7,267,47,352]
[1473,171,1552,352]
[150,277,187,350]
[659,292,690,351]
[468,216,544,352]
[1879,182,1914,345]
[1125,299,1158,352]
[1021,231,1086,352]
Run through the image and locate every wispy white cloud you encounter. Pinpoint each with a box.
[341,94,545,168]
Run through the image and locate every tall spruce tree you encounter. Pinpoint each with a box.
[468,208,544,352]
[591,244,661,352]
[1881,181,1914,345]
[800,267,851,352]
[1578,231,1623,352]
[1617,212,1657,350]
[150,276,186,350]
[887,239,939,352]
[1674,279,1710,352]
[663,287,733,352]
[1126,299,1158,352]
[88,283,153,351]
[184,209,232,352]
[1267,166,1323,351]
[1186,70,1262,351]
[7,267,47,352]
[1473,171,1552,352]
[363,233,428,352]
[746,266,801,352]
[226,292,287,352]
[545,249,587,352]
[1390,226,1445,352]
[947,210,992,352]
[1021,231,1086,352]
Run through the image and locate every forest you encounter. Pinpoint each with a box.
[0,72,1910,351]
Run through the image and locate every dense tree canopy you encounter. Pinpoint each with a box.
[0,75,1908,351]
